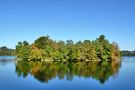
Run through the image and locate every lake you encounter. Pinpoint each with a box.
[0,56,135,90]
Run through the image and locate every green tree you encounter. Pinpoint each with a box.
[34,35,50,49]
[93,35,111,61]
[81,40,98,61]
[16,41,31,60]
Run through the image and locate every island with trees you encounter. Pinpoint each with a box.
[15,35,120,62]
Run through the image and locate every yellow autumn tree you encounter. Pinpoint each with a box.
[29,44,43,61]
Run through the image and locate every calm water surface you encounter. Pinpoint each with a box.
[0,56,135,90]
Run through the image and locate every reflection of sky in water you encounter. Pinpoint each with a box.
[122,57,135,63]
[109,57,135,90]
[0,56,16,60]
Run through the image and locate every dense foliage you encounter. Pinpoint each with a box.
[0,46,15,56]
[121,51,135,56]
[16,60,121,84]
[16,35,120,62]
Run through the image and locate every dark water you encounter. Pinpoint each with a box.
[0,56,135,90]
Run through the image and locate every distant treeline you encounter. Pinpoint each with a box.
[121,51,135,56]
[0,46,15,56]
[15,35,120,62]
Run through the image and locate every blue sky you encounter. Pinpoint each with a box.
[0,0,135,50]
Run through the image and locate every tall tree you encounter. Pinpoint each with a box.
[16,41,31,60]
[34,35,50,49]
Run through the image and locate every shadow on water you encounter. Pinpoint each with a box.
[15,60,121,84]
[0,56,16,65]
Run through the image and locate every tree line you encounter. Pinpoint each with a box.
[15,35,120,62]
[0,46,15,56]
[121,51,135,56]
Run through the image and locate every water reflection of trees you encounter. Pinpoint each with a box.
[15,60,121,84]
